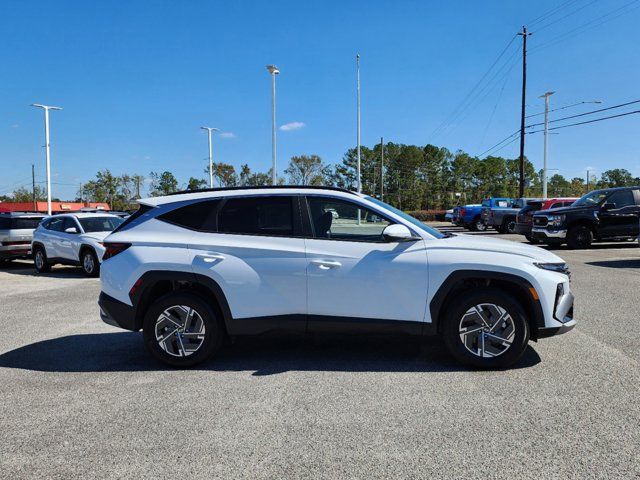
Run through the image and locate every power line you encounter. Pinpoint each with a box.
[532,0,599,33]
[527,109,640,134]
[525,100,601,118]
[526,99,640,128]
[477,130,520,157]
[530,0,640,53]
[431,34,518,139]
[527,0,583,27]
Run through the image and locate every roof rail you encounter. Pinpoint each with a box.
[165,185,357,196]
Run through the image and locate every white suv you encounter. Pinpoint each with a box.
[99,187,575,369]
[32,213,124,276]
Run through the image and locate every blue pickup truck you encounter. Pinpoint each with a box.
[451,204,485,231]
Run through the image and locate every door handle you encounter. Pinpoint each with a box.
[311,259,342,269]
[198,253,225,263]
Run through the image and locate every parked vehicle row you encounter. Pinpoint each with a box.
[452,186,640,249]
[0,212,46,263]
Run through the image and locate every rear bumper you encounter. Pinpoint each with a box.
[98,292,138,331]
[0,245,31,259]
[531,227,567,240]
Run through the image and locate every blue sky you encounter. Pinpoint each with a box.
[1,0,639,199]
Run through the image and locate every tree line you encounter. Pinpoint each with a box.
[3,143,639,211]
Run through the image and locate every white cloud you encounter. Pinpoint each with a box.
[280,121,305,132]
[219,132,236,139]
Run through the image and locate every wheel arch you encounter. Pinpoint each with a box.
[131,271,233,335]
[429,270,545,340]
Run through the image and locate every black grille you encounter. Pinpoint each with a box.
[533,216,548,227]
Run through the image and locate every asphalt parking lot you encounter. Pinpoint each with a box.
[1,225,639,479]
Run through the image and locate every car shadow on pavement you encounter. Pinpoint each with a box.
[0,332,541,375]
[586,259,640,269]
[0,263,86,278]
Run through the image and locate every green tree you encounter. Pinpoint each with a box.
[600,168,635,187]
[149,171,179,196]
[186,177,207,191]
[285,155,329,185]
[11,185,46,203]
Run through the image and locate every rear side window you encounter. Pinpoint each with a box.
[0,217,43,229]
[159,200,220,232]
[218,196,293,236]
[607,190,635,208]
[113,204,153,233]
[496,200,509,207]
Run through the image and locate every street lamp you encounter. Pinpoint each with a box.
[31,103,62,215]
[266,64,280,185]
[539,91,554,199]
[201,127,220,188]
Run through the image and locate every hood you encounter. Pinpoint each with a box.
[537,204,596,215]
[80,231,111,242]
[435,234,565,263]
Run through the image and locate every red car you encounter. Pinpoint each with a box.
[514,198,579,243]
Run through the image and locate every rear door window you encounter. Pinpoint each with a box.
[607,190,635,208]
[218,196,294,237]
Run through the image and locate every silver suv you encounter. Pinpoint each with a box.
[0,212,45,264]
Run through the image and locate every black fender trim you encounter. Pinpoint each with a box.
[429,270,546,338]
[129,270,234,333]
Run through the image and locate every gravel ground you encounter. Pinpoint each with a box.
[0,226,638,479]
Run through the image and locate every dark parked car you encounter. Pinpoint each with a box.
[531,187,640,248]
[514,198,578,243]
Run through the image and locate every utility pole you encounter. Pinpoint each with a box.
[517,27,531,198]
[31,103,62,216]
[266,65,280,185]
[540,91,554,198]
[356,54,362,193]
[201,127,219,188]
[31,164,36,211]
[380,137,384,201]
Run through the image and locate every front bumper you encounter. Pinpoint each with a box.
[531,227,567,240]
[514,222,532,235]
[99,292,138,331]
[537,319,576,338]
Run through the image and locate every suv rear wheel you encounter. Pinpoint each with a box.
[442,288,530,369]
[142,292,224,367]
[33,247,51,273]
[470,216,486,232]
[567,225,593,249]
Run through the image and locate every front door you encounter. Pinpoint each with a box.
[304,195,429,333]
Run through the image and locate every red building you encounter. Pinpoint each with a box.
[0,201,110,213]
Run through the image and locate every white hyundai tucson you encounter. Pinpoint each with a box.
[99,186,575,369]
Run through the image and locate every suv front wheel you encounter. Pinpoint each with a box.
[442,288,530,369]
[142,292,224,367]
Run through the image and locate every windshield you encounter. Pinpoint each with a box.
[365,196,445,239]
[78,216,124,233]
[573,190,609,207]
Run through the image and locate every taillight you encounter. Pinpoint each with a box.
[460,208,466,216]
[102,242,131,260]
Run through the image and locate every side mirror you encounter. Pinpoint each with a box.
[382,224,418,242]
[65,227,78,234]
[602,202,616,211]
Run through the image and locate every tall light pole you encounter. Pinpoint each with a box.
[31,103,62,216]
[266,65,280,185]
[356,54,362,193]
[201,126,219,188]
[540,91,554,199]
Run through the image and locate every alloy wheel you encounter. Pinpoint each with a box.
[459,303,515,358]
[35,251,44,270]
[155,305,206,357]
[83,253,95,274]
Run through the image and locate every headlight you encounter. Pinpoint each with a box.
[534,262,570,276]
[546,214,565,228]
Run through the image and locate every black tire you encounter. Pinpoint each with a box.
[143,292,224,368]
[474,217,487,232]
[525,234,540,244]
[33,246,51,273]
[81,248,100,277]
[442,288,530,369]
[566,225,593,249]
[503,218,516,234]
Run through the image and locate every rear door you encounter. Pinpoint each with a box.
[42,216,66,257]
[57,217,81,260]
[303,195,428,332]
[187,195,308,333]
[598,190,638,237]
